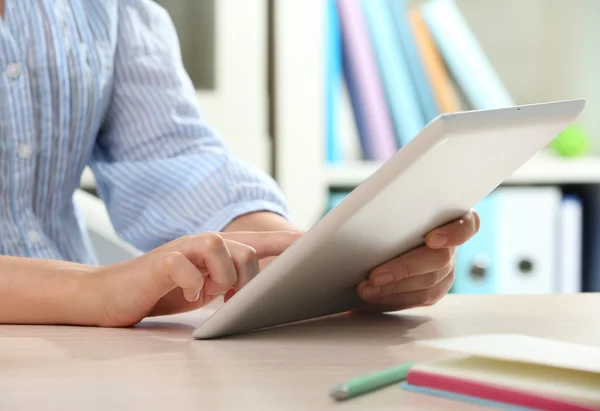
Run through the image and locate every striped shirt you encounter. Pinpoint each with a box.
[0,0,289,264]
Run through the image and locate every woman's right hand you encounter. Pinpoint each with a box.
[87,231,302,327]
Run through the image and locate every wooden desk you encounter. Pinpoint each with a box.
[1,294,598,410]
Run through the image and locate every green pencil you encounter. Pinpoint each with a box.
[329,362,416,400]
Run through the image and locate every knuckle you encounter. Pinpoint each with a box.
[239,246,258,265]
[391,281,405,294]
[435,248,454,269]
[451,246,458,259]
[392,292,407,305]
[165,235,192,250]
[198,233,225,252]
[398,264,411,280]
[422,288,436,305]
[177,235,194,246]
[429,291,443,305]
[447,268,456,283]
[444,268,455,289]
[422,273,439,289]
[161,251,184,271]
[192,272,205,288]
[427,280,448,306]
[433,283,446,300]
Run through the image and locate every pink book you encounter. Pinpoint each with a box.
[403,334,600,411]
[337,0,398,161]
[407,370,598,411]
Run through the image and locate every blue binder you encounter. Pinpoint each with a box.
[453,193,497,294]
[454,187,561,295]
[582,186,600,292]
[324,191,351,215]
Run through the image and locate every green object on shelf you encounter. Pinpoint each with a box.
[550,124,590,157]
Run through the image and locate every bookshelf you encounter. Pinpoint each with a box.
[272,0,600,230]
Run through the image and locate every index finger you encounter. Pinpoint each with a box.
[220,231,303,259]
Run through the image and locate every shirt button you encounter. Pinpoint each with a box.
[17,144,32,159]
[5,63,21,80]
[27,230,41,244]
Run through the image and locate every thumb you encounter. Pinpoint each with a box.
[220,231,303,259]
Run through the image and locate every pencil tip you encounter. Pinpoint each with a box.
[329,384,350,400]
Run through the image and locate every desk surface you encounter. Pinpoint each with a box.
[1,294,598,410]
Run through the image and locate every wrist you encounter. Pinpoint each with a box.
[224,211,303,233]
[65,267,106,326]
[0,256,105,326]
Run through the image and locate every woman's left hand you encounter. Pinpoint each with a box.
[355,209,480,312]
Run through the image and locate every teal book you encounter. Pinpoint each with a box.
[361,0,425,147]
[388,0,439,123]
[325,0,343,164]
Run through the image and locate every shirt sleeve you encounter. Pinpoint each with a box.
[89,0,290,252]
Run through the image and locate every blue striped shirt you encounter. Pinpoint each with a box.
[0,0,289,264]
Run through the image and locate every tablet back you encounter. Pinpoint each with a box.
[193,99,585,339]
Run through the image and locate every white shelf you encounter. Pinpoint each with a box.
[326,153,600,187]
[505,154,600,184]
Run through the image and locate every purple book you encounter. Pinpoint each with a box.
[337,0,398,161]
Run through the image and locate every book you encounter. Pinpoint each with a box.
[407,5,461,113]
[420,0,513,110]
[325,0,344,164]
[404,334,600,411]
[388,0,439,122]
[337,0,398,161]
[338,77,363,162]
[361,0,425,147]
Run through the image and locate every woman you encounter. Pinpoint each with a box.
[0,0,479,325]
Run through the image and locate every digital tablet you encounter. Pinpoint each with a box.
[192,99,586,339]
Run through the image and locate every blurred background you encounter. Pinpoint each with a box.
[80,0,600,295]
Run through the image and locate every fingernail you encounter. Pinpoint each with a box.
[375,272,394,286]
[192,291,200,302]
[224,289,235,302]
[363,286,381,299]
[428,233,447,247]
